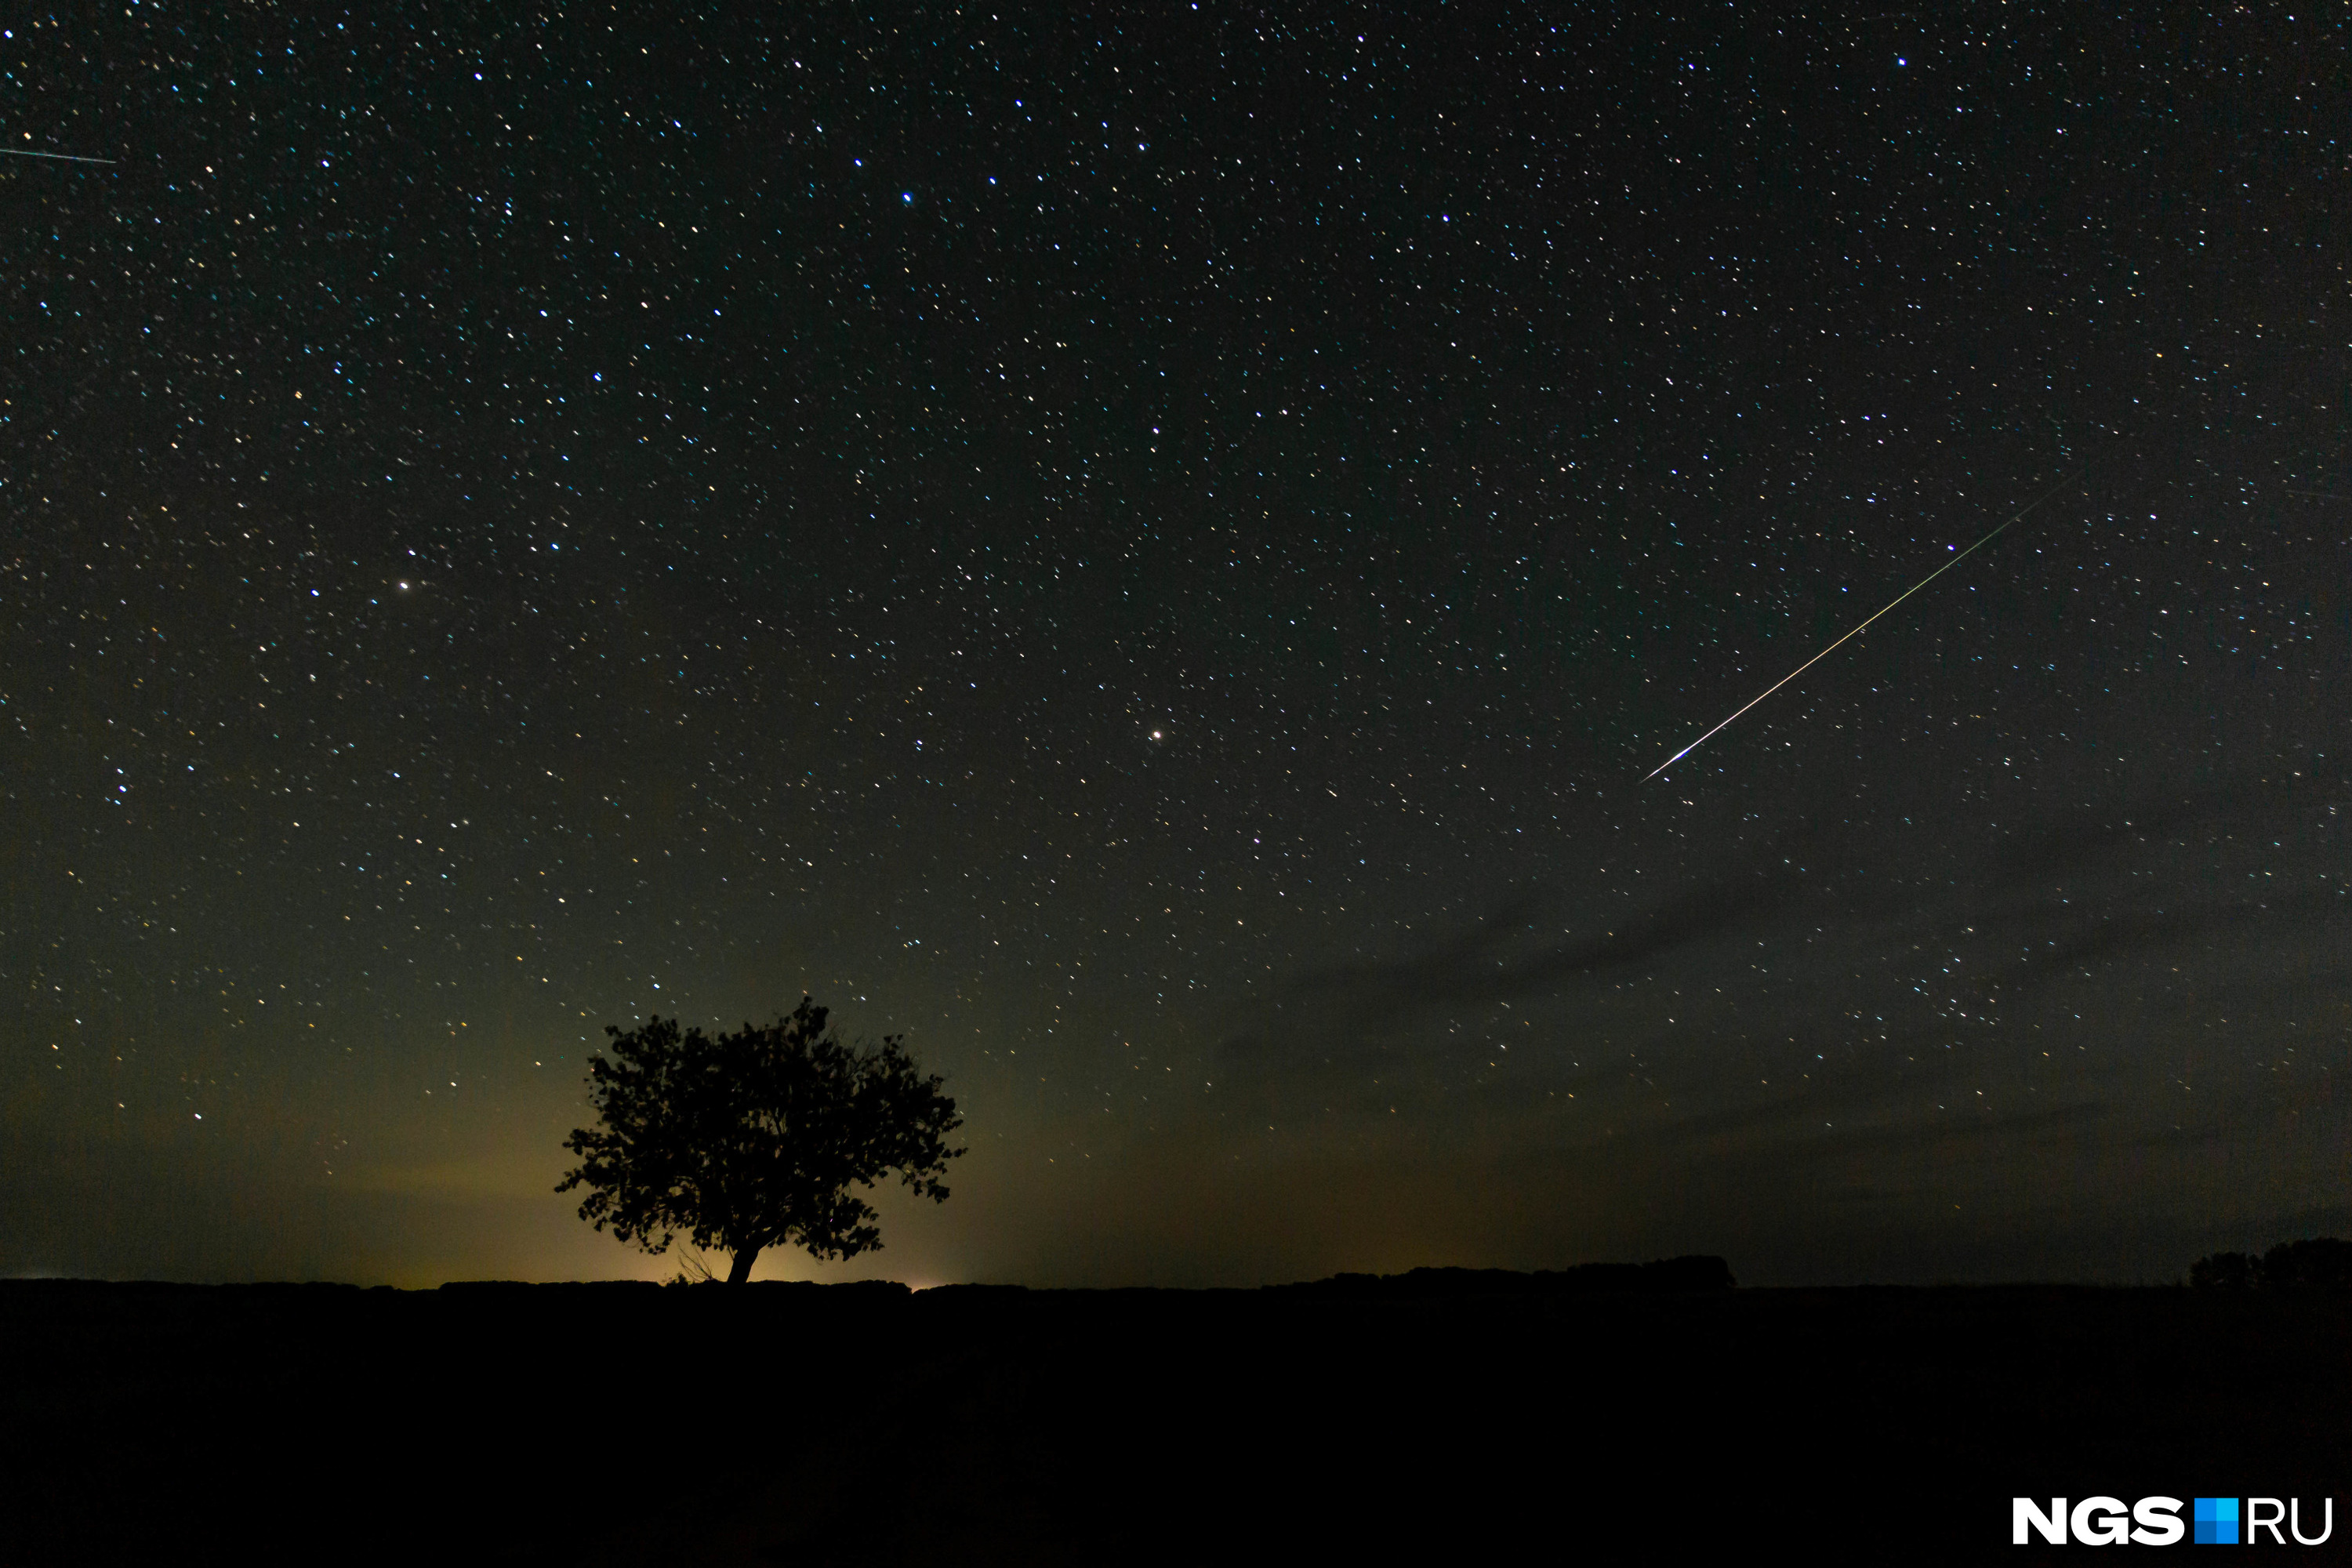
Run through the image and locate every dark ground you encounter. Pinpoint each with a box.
[5,1274,2347,1564]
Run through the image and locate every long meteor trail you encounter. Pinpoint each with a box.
[1644,469,2082,782]
[1,147,115,164]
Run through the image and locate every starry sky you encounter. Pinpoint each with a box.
[5,5,2347,1287]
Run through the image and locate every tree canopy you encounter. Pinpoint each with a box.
[2190,1237,2352,1289]
[557,996,964,1283]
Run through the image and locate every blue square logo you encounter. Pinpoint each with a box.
[2194,1497,2240,1545]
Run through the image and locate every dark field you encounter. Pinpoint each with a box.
[6,1275,2347,1564]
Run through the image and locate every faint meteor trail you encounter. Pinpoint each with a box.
[1,147,115,164]
[1644,468,2084,782]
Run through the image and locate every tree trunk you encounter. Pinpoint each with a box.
[726,1243,760,1284]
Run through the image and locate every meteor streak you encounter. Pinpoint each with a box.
[1,147,115,164]
[1645,469,2082,782]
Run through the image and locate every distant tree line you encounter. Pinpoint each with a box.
[1283,1257,1737,1297]
[2190,1237,2352,1289]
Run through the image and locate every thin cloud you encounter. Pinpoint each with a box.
[1226,866,1806,1061]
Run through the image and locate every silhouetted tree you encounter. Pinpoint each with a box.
[2189,1250,2261,1288]
[557,996,964,1283]
[2261,1237,2352,1288]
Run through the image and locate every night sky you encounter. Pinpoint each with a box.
[5,5,2347,1288]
